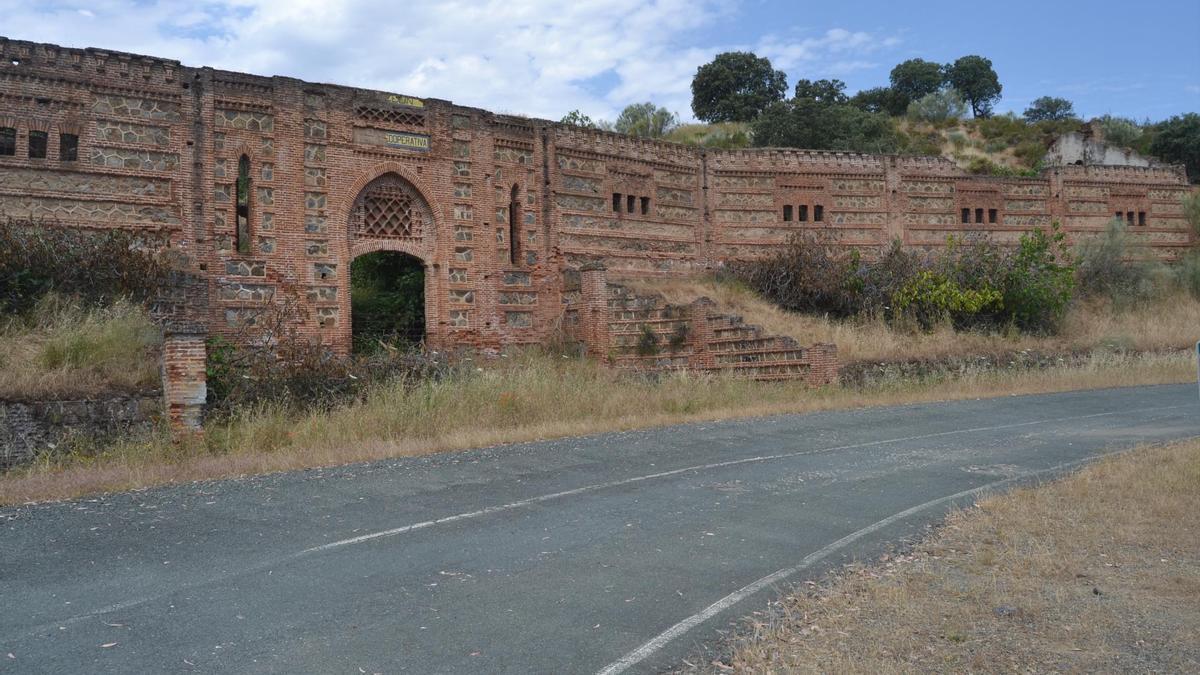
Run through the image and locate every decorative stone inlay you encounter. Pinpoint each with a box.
[305,144,326,163]
[907,196,953,210]
[830,178,884,192]
[257,187,273,206]
[449,289,474,304]
[261,164,273,181]
[304,119,327,139]
[258,237,275,254]
[654,169,697,187]
[505,311,532,327]
[214,184,231,202]
[898,180,954,193]
[453,183,472,198]
[90,147,178,171]
[454,247,473,262]
[555,194,606,213]
[656,204,698,221]
[453,204,473,220]
[316,307,338,327]
[305,167,326,187]
[0,167,169,198]
[713,175,773,189]
[215,109,274,132]
[305,192,327,210]
[494,146,532,164]
[314,262,337,280]
[833,195,881,208]
[218,282,275,302]
[451,114,470,129]
[225,260,265,277]
[1004,200,1045,212]
[306,240,328,256]
[92,95,181,122]
[718,192,772,207]
[0,196,179,225]
[260,213,274,230]
[656,186,694,205]
[503,271,531,286]
[1068,200,1107,213]
[453,161,470,177]
[214,159,227,178]
[96,121,170,146]
[561,174,601,193]
[452,140,471,158]
[1003,214,1052,226]
[499,291,536,305]
[448,268,468,283]
[448,310,469,327]
[557,155,604,173]
[454,224,473,241]
[306,286,338,302]
[305,215,327,233]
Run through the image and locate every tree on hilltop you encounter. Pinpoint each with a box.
[614,103,679,138]
[945,55,1002,117]
[1023,97,1076,122]
[691,52,788,122]
[889,58,945,108]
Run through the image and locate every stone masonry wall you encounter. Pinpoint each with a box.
[1,37,1195,356]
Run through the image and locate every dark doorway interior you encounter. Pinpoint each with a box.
[350,250,425,353]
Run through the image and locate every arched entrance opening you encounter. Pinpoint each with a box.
[350,250,425,353]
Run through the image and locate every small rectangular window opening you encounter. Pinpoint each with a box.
[1126,211,1134,226]
[59,133,78,161]
[640,196,650,216]
[798,205,808,222]
[612,193,622,213]
[1115,211,1123,221]
[813,205,823,222]
[988,208,997,224]
[974,207,984,224]
[961,208,970,224]
[782,205,793,222]
[627,194,636,214]
[1138,211,1146,226]
[28,130,47,159]
[0,127,14,156]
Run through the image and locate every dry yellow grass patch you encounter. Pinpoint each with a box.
[0,297,161,400]
[690,438,1200,673]
[1,349,1192,505]
[629,276,1200,363]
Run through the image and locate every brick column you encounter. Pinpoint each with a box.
[578,263,611,361]
[162,327,207,435]
[805,343,839,386]
[687,297,716,370]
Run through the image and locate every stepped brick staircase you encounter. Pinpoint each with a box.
[594,282,838,384]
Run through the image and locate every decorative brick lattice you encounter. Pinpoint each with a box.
[355,106,425,127]
[352,175,431,239]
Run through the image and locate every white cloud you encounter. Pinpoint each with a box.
[0,0,901,121]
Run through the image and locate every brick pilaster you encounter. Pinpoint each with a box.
[578,263,611,362]
[162,328,207,434]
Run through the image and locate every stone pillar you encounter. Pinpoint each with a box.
[162,327,207,435]
[687,297,716,370]
[578,262,611,361]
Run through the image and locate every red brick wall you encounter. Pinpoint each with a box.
[1,37,1195,356]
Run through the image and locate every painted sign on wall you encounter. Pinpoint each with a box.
[353,127,430,152]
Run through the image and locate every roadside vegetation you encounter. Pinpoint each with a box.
[681,437,1200,673]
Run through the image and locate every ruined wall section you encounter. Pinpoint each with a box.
[0,39,190,248]
[548,126,704,278]
[706,149,890,259]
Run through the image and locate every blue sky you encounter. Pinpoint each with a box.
[2,0,1196,122]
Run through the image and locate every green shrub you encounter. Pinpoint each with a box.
[893,270,1002,329]
[1002,226,1076,333]
[905,89,968,124]
[636,324,660,356]
[731,234,863,317]
[1075,218,1160,304]
[1175,251,1200,299]
[0,219,174,315]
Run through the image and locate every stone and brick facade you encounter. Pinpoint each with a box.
[0,37,1195,360]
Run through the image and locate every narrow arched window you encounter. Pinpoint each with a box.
[236,155,251,254]
[509,184,521,265]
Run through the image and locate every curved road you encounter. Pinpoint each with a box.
[2,384,1198,674]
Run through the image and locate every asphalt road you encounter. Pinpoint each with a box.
[2,384,1198,674]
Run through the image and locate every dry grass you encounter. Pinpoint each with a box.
[0,297,161,400]
[630,276,1200,363]
[693,437,1200,673]
[1,348,1192,506]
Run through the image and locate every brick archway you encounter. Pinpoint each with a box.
[339,169,442,352]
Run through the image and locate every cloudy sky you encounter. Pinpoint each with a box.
[3,0,1197,122]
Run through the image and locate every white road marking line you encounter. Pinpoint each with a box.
[299,404,1186,554]
[594,449,1143,675]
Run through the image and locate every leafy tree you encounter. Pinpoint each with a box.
[751,99,899,153]
[849,86,907,116]
[1096,115,1143,147]
[613,102,679,138]
[889,58,945,107]
[793,78,848,105]
[691,51,788,122]
[1149,113,1200,183]
[1023,96,1075,122]
[945,55,1002,117]
[560,110,599,128]
[906,89,968,123]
